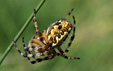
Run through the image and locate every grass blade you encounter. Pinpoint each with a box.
[0,0,46,65]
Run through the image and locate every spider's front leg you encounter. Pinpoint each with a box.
[33,9,42,36]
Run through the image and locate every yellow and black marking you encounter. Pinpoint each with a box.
[47,19,72,47]
[13,8,80,64]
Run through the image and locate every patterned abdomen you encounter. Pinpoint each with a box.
[47,19,72,47]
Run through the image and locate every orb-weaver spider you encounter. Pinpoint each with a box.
[13,8,80,64]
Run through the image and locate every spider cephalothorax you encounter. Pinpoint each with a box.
[13,8,80,64]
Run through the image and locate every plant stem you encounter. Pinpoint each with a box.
[0,0,46,65]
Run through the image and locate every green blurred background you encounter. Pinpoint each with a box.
[0,0,113,71]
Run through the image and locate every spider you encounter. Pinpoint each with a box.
[13,8,80,64]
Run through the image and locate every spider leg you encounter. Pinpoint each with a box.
[27,42,47,53]
[33,9,42,36]
[22,37,34,61]
[64,16,76,55]
[57,47,80,59]
[65,8,74,20]
[13,40,48,58]
[22,37,30,60]
[13,40,24,56]
[25,35,47,52]
[30,54,54,64]
[22,37,44,61]
[28,43,48,52]
[26,50,32,61]
[42,30,48,44]
[30,50,56,64]
[57,53,80,59]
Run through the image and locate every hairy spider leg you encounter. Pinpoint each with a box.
[22,37,30,60]
[33,9,42,36]
[30,49,56,64]
[42,30,48,44]
[57,47,80,59]
[21,36,43,52]
[22,34,48,53]
[30,54,54,64]
[30,35,48,52]
[65,8,74,20]
[64,16,77,55]
[13,40,48,58]
[22,37,48,61]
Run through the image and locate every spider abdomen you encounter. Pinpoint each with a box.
[47,19,72,47]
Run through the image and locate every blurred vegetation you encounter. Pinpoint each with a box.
[0,0,113,71]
